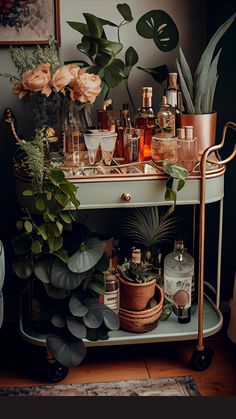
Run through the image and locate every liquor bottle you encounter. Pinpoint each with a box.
[166,72,178,109]
[135,87,155,160]
[166,72,184,114]
[100,256,120,313]
[157,95,176,137]
[163,240,194,323]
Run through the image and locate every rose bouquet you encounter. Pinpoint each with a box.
[1,37,102,134]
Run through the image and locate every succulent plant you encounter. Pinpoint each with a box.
[121,259,153,284]
[176,13,235,114]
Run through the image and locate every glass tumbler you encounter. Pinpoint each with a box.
[123,128,143,163]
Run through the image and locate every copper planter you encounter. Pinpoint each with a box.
[177,112,217,156]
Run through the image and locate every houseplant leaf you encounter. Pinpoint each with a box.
[137,64,168,83]
[34,257,52,284]
[67,237,105,273]
[178,47,193,98]
[66,316,87,339]
[124,47,138,78]
[136,10,179,52]
[69,292,88,317]
[51,258,87,290]
[12,257,33,279]
[103,307,120,330]
[83,13,103,38]
[67,21,88,35]
[46,334,87,367]
[104,59,125,88]
[117,3,133,22]
[51,314,66,328]
[176,59,195,114]
[83,308,104,328]
[44,283,69,299]
[194,13,235,113]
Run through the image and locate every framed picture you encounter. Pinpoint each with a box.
[0,0,61,45]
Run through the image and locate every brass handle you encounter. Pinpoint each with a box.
[121,193,131,202]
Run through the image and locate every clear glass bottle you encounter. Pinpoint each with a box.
[177,125,198,172]
[157,95,176,137]
[135,87,155,160]
[164,240,194,323]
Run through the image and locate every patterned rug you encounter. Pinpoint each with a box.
[0,376,200,396]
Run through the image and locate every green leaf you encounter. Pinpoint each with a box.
[55,193,70,207]
[16,220,23,231]
[56,221,63,236]
[59,212,72,224]
[59,182,77,197]
[99,18,118,28]
[67,21,88,35]
[24,220,33,233]
[38,224,48,240]
[176,59,195,114]
[35,198,45,212]
[137,64,168,83]
[165,189,176,202]
[177,178,185,192]
[66,316,87,339]
[44,211,56,222]
[31,240,42,255]
[34,258,51,283]
[49,169,65,186]
[46,191,52,201]
[178,47,193,98]
[194,13,235,114]
[117,3,133,22]
[50,258,87,290]
[51,314,66,328]
[46,334,87,367]
[22,189,34,196]
[136,10,179,52]
[124,47,138,78]
[12,257,33,279]
[83,13,103,38]
[45,284,69,299]
[69,293,88,317]
[104,59,125,87]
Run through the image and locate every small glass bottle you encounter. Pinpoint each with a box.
[177,125,198,172]
[164,240,194,323]
[100,256,119,313]
[157,95,176,137]
[135,87,155,160]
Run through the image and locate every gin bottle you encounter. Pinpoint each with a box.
[164,240,194,323]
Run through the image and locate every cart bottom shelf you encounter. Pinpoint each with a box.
[20,288,223,348]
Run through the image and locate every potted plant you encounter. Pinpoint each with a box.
[67,4,179,112]
[12,128,119,379]
[176,13,235,155]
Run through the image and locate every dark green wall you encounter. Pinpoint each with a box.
[206,0,236,299]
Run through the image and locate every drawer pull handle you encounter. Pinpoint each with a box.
[121,193,131,202]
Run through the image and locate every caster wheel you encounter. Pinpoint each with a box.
[190,347,214,371]
[47,361,69,382]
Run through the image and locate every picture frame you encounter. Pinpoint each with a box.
[0,0,61,46]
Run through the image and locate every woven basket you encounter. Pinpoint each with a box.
[118,274,156,311]
[119,284,164,333]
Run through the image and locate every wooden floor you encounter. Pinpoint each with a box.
[0,320,235,396]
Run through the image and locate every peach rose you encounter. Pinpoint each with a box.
[22,63,51,96]
[70,72,101,103]
[51,65,74,93]
[68,65,85,88]
[12,81,28,99]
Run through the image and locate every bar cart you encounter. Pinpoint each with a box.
[18,122,236,381]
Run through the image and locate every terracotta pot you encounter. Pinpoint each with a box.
[177,112,217,156]
[118,275,156,311]
[119,284,164,333]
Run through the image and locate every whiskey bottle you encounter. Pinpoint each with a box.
[100,256,119,313]
[157,95,176,137]
[135,87,155,160]
[166,72,178,109]
[163,240,194,323]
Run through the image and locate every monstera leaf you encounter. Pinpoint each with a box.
[67,237,105,273]
[136,10,179,52]
[46,334,87,367]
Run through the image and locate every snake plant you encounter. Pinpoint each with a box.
[176,13,235,114]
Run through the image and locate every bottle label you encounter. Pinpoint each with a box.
[164,273,192,310]
[99,289,119,313]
